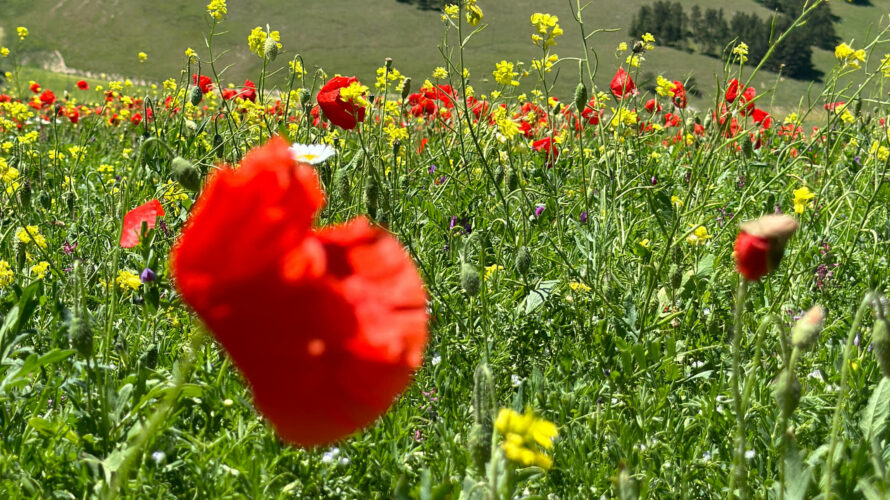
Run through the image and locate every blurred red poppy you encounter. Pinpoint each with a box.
[170,137,428,447]
[671,80,687,109]
[76,80,89,90]
[121,199,165,248]
[317,76,367,130]
[725,79,739,103]
[193,74,214,94]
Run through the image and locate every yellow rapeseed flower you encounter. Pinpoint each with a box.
[432,67,448,79]
[835,42,866,70]
[207,0,227,19]
[686,225,711,246]
[116,270,142,291]
[30,261,49,280]
[495,408,558,470]
[137,51,147,63]
[465,0,483,26]
[732,42,749,63]
[0,260,14,288]
[492,60,519,86]
[792,186,815,214]
[339,81,370,108]
[17,27,29,41]
[16,226,47,249]
[0,47,9,58]
[530,13,563,48]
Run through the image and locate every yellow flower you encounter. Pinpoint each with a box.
[116,270,142,291]
[495,408,558,470]
[670,195,683,207]
[384,123,409,146]
[732,42,749,63]
[443,4,459,21]
[16,226,47,249]
[638,239,651,249]
[492,60,519,86]
[881,54,890,78]
[17,27,29,41]
[530,13,562,48]
[792,186,815,214]
[835,42,865,70]
[686,225,711,245]
[484,264,504,281]
[655,75,675,97]
[617,42,628,52]
[185,48,196,60]
[137,51,147,62]
[0,47,9,58]
[432,67,448,79]
[247,26,281,58]
[465,0,483,26]
[569,281,591,293]
[610,108,637,128]
[0,260,13,288]
[30,261,49,280]
[339,81,370,108]
[207,0,227,19]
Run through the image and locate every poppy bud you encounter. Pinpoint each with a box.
[142,343,159,369]
[773,369,801,419]
[18,180,31,207]
[872,318,890,378]
[401,77,412,101]
[734,214,798,281]
[189,85,203,106]
[14,239,26,270]
[63,192,76,218]
[574,82,588,113]
[461,262,481,296]
[494,164,505,184]
[392,139,401,157]
[632,41,645,54]
[333,168,350,202]
[515,246,531,275]
[38,192,51,210]
[68,313,93,359]
[791,306,824,350]
[298,88,311,107]
[263,36,279,61]
[384,57,393,70]
[364,169,379,218]
[212,133,224,158]
[171,156,202,192]
[469,363,496,471]
[507,168,519,191]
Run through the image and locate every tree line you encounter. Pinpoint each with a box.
[629,0,842,79]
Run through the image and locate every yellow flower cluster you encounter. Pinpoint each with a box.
[465,0,483,26]
[137,51,147,63]
[247,27,281,58]
[530,13,563,48]
[432,67,448,79]
[686,225,712,245]
[16,226,48,249]
[339,81,370,108]
[206,0,227,20]
[655,76,677,97]
[732,42,749,63]
[30,261,49,280]
[495,408,558,470]
[835,42,866,70]
[442,4,459,22]
[870,141,890,162]
[0,47,9,58]
[568,281,591,293]
[116,270,141,291]
[493,107,520,140]
[0,157,20,185]
[0,260,13,288]
[375,66,404,91]
[492,60,519,86]
[610,108,637,128]
[17,27,29,41]
[384,124,408,147]
[792,186,815,214]
[531,54,559,73]
[881,54,890,78]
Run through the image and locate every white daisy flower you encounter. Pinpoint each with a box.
[290,143,336,164]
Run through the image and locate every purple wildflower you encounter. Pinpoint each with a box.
[140,268,156,283]
[580,211,588,223]
[534,206,545,217]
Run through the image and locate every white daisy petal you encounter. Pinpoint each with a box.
[290,143,336,165]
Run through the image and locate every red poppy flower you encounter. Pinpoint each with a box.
[740,86,756,115]
[76,80,89,90]
[725,79,739,103]
[130,112,143,126]
[317,76,367,130]
[532,137,559,164]
[30,83,41,93]
[581,98,603,125]
[610,68,637,100]
[238,80,257,102]
[752,108,771,129]
[221,88,238,100]
[121,199,165,248]
[39,89,56,107]
[671,81,687,109]
[734,215,798,281]
[644,98,661,114]
[170,137,428,447]
[192,74,214,94]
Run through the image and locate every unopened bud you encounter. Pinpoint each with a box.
[735,214,799,281]
[63,192,76,218]
[774,369,801,419]
[68,313,93,359]
[298,88,311,107]
[263,36,279,61]
[189,85,203,106]
[384,57,393,70]
[574,82,588,113]
[632,41,645,54]
[363,170,379,218]
[791,306,824,349]
[18,180,31,207]
[515,246,531,275]
[507,168,519,191]
[171,156,202,192]
[38,192,51,210]
[461,262,481,296]
[872,318,890,378]
[212,133,224,158]
[401,78,412,101]
[468,363,495,471]
[334,168,350,202]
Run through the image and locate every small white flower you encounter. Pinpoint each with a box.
[151,451,166,464]
[744,449,756,460]
[431,354,442,366]
[511,374,522,387]
[290,143,336,164]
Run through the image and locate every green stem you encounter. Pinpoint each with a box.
[728,279,749,500]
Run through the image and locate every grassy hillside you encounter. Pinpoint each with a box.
[1,0,889,115]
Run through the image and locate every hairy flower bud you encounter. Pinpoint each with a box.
[68,313,93,359]
[506,168,519,191]
[364,170,379,219]
[872,318,890,378]
[189,85,203,106]
[774,369,801,419]
[734,214,798,281]
[515,246,531,275]
[791,306,824,349]
[468,363,496,471]
[172,156,202,192]
[400,77,412,101]
[38,192,51,210]
[461,262,481,296]
[298,88,311,107]
[574,82,588,113]
[19,180,31,207]
[263,36,279,61]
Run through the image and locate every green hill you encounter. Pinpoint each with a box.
[1,0,889,115]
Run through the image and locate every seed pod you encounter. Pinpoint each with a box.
[63,192,76,218]
[774,369,801,419]
[263,36,279,61]
[384,57,393,70]
[171,156,202,191]
[574,82,588,112]
[515,246,531,275]
[363,170,379,218]
[189,85,203,106]
[468,363,496,471]
[298,88,311,107]
[212,133,224,158]
[334,168,350,202]
[872,318,890,378]
[494,163,505,184]
[460,262,481,296]
[68,313,93,359]
[143,343,159,370]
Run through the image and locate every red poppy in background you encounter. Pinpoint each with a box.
[734,214,798,281]
[170,137,428,447]
[644,98,661,114]
[317,76,367,130]
[671,80,687,109]
[725,79,739,103]
[740,86,756,115]
[39,89,56,107]
[30,83,41,93]
[752,108,771,129]
[238,80,257,102]
[120,199,165,248]
[532,136,559,164]
[76,80,89,90]
[581,98,603,125]
[193,74,214,94]
[610,68,637,100]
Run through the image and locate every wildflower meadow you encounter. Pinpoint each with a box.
[2,0,890,498]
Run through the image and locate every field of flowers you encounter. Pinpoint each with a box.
[2,1,890,498]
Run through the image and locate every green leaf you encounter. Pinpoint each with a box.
[860,377,890,442]
[783,439,811,500]
[519,280,558,315]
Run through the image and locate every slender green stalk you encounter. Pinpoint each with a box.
[728,279,749,500]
